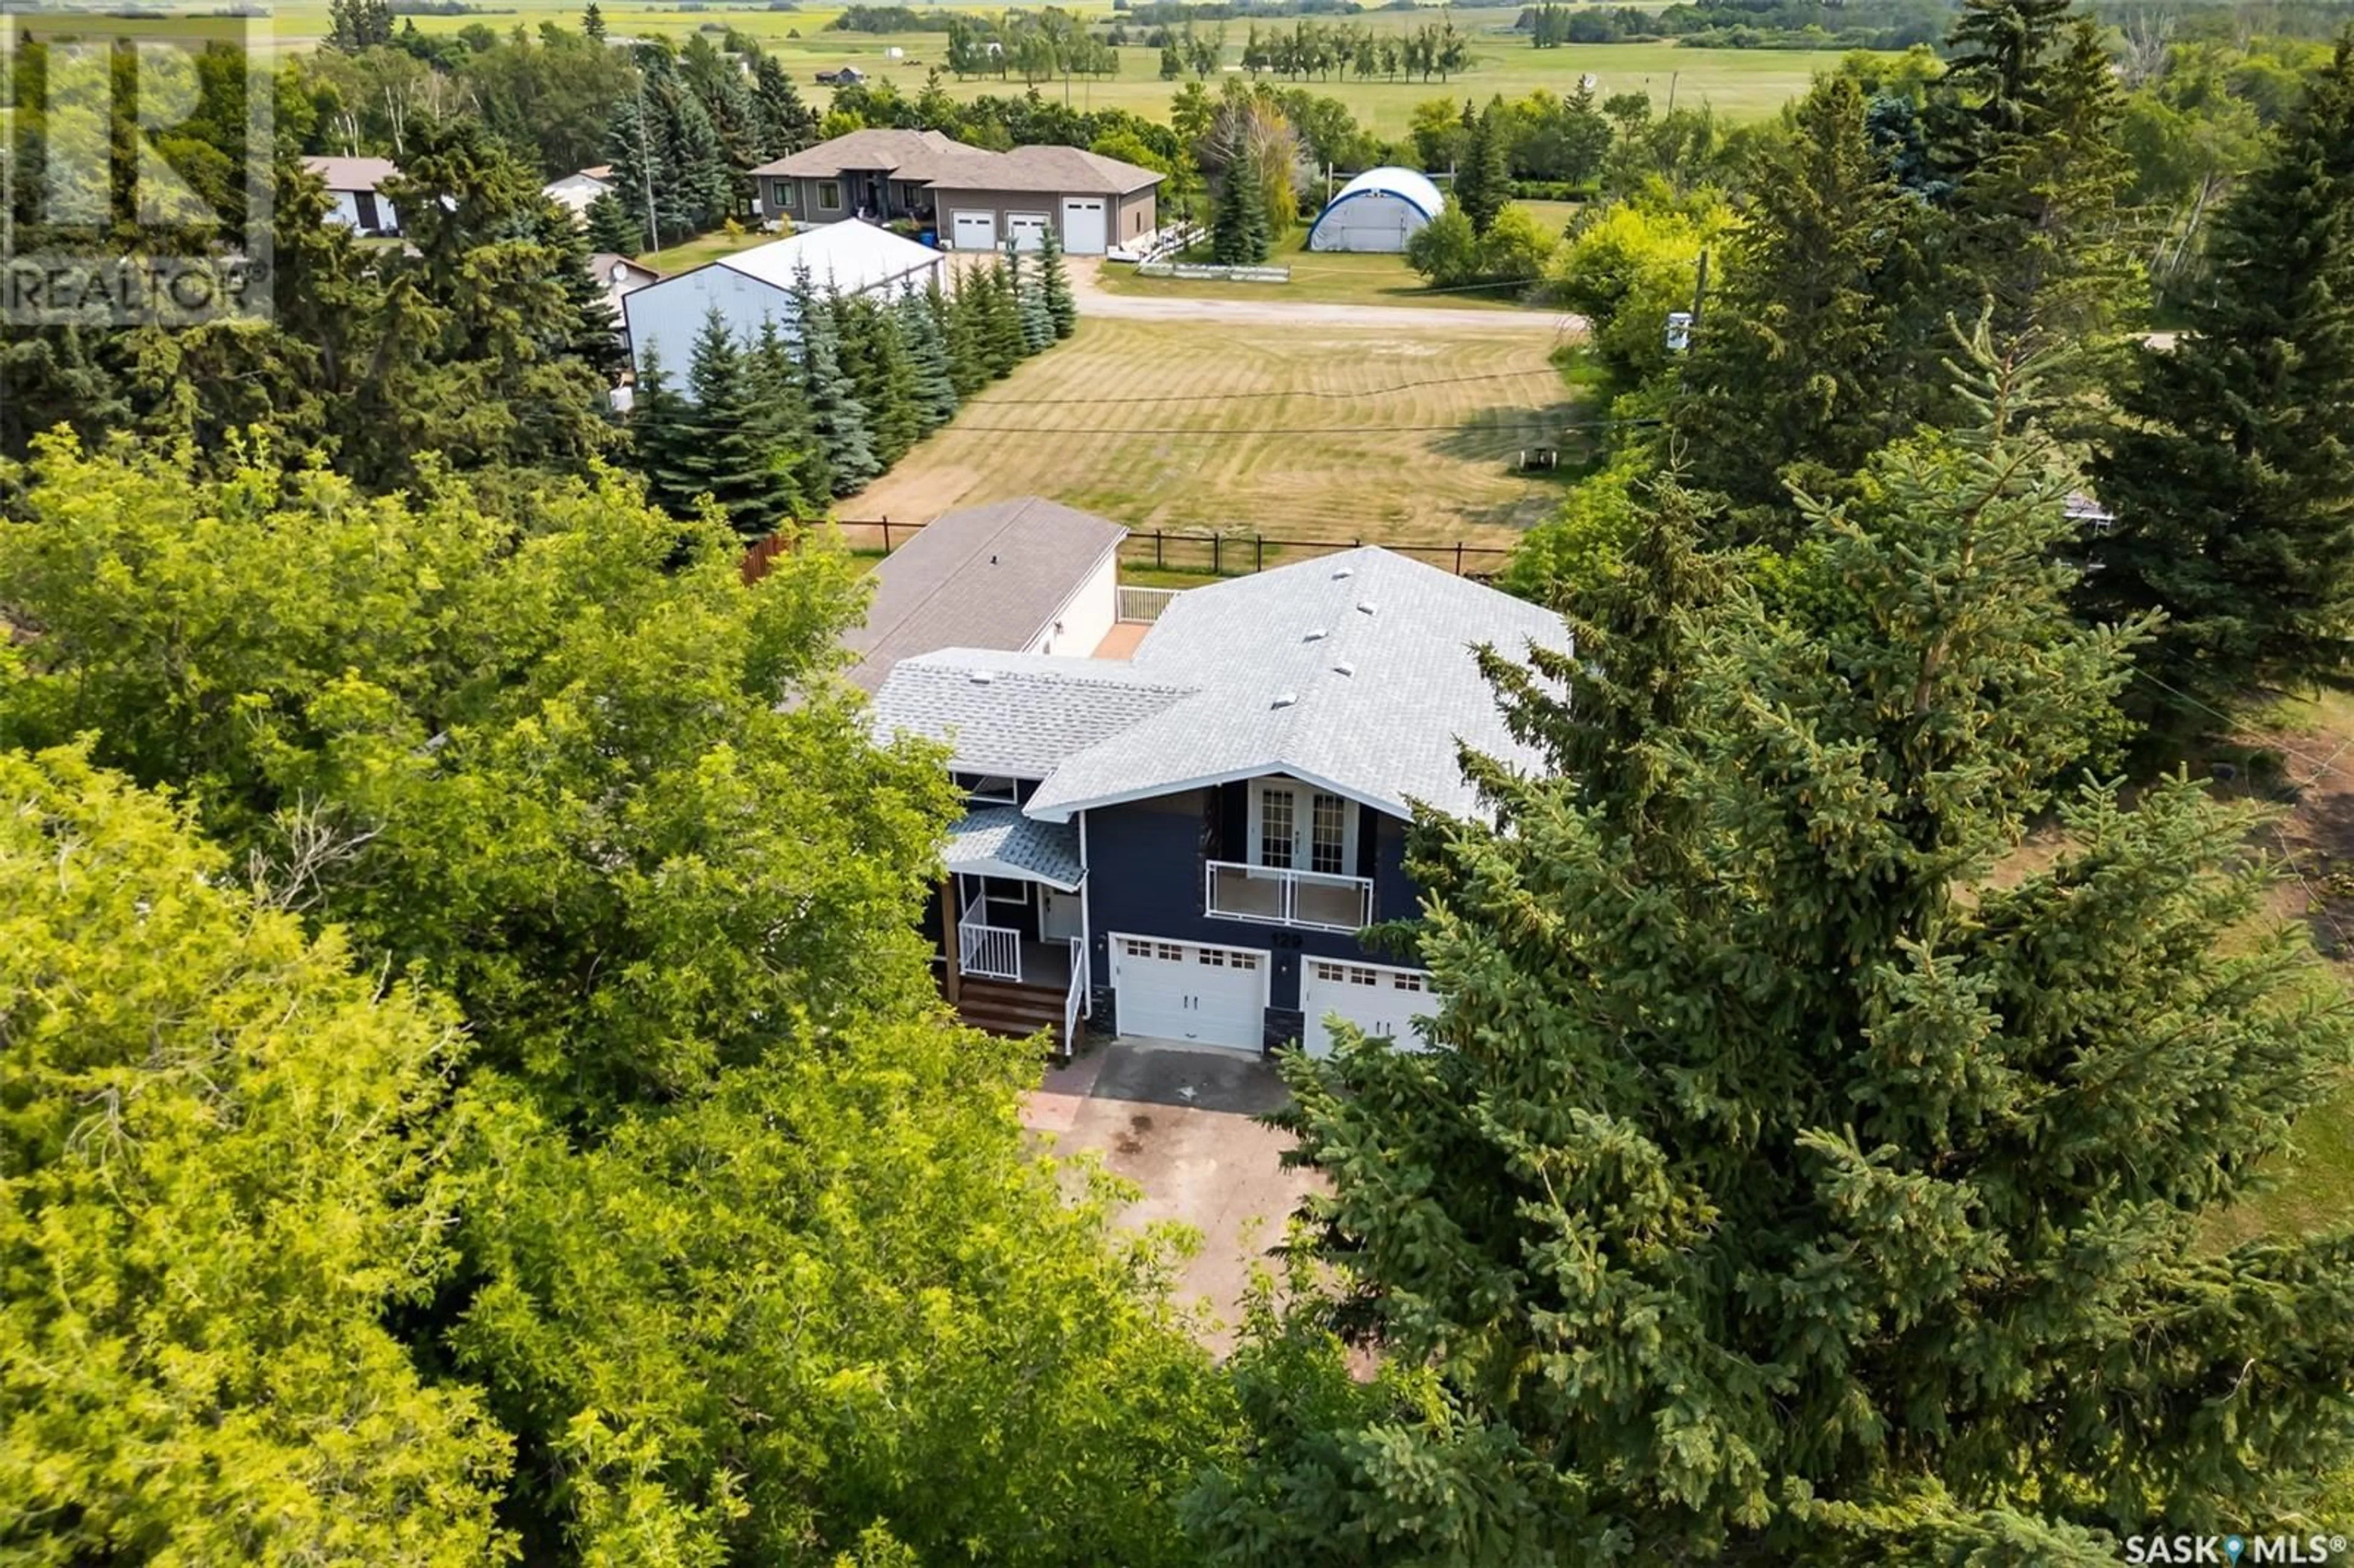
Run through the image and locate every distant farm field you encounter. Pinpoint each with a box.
[850,313,1583,546]
[262,0,1849,131]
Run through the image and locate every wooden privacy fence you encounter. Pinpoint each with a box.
[793,518,1517,584]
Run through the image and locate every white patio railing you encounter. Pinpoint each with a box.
[1061,935,1087,1052]
[958,897,1022,981]
[1116,585,1181,625]
[1203,859,1373,933]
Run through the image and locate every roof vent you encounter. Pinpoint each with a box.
[1332,661,1355,677]
[969,670,996,685]
[1356,599,1377,615]
[1303,627,1328,642]
[1271,691,1298,709]
[1331,566,1353,580]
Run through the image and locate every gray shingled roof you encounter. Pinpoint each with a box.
[844,498,1127,693]
[1023,548,1569,823]
[749,128,961,178]
[925,144,1164,196]
[869,650,1194,777]
[941,806,1084,890]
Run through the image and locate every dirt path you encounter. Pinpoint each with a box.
[1064,256,1588,337]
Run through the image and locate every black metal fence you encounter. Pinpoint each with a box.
[818,517,1515,581]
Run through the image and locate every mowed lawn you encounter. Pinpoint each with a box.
[1095,215,1568,311]
[852,314,1580,545]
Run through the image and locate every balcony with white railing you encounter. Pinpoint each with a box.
[1204,859,1373,933]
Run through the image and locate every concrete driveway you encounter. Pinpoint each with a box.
[1026,1039,1319,1347]
[1062,254,1586,336]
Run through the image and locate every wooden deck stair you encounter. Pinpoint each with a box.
[956,976,1071,1057]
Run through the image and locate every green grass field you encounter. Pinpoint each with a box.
[1096,222,1545,310]
[850,312,1581,544]
[262,0,1848,133]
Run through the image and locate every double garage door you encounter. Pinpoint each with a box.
[1112,936,1265,1051]
[1301,959,1431,1058]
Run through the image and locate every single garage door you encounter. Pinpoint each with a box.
[1060,197,1108,255]
[1112,935,1266,1051]
[1301,959,1431,1057]
[1007,211,1051,251]
[951,210,997,251]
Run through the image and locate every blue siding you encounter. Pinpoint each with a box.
[1084,788,1420,1022]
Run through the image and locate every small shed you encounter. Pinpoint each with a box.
[1305,166,1444,254]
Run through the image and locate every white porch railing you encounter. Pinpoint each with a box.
[1116,585,1180,624]
[958,897,1022,981]
[1203,859,1373,932]
[1061,935,1087,1050]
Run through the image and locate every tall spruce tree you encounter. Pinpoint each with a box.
[940,272,991,396]
[626,310,806,538]
[1672,77,1924,533]
[2084,38,2354,720]
[751,317,832,504]
[1210,167,1271,265]
[837,294,923,470]
[1932,0,2139,403]
[1457,96,1512,237]
[1036,223,1078,339]
[897,281,961,432]
[1010,241,1054,354]
[977,259,1026,377]
[1212,341,2354,1562]
[793,273,881,494]
[583,191,641,256]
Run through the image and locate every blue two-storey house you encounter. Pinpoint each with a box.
[866,534,1568,1059]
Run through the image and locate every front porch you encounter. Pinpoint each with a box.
[932,810,1090,1060]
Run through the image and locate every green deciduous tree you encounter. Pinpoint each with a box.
[1216,346,2354,1562]
[2084,38,2354,722]
[0,745,512,1566]
[0,440,1244,1561]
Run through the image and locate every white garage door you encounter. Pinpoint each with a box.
[1060,197,1108,255]
[951,210,997,251]
[1007,211,1051,251]
[1113,935,1265,1051]
[1301,959,1431,1057]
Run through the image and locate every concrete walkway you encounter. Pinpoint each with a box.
[1026,1039,1317,1347]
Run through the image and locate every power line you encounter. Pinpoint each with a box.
[968,365,1575,406]
[951,416,1655,436]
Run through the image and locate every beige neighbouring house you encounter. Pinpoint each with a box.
[302,155,401,237]
[748,129,1159,256]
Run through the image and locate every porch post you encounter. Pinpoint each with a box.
[941,875,962,1007]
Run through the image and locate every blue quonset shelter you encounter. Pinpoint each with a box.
[1305,166,1446,253]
